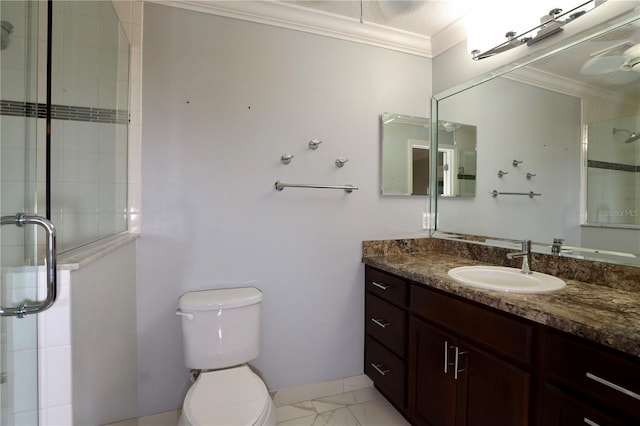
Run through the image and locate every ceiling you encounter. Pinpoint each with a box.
[285,1,470,37]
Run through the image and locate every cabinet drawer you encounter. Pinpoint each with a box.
[542,384,632,426]
[365,335,406,408]
[365,293,406,357]
[545,329,640,418]
[411,284,534,365]
[365,267,408,307]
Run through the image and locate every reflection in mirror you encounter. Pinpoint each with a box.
[381,113,429,195]
[437,121,477,197]
[586,114,639,227]
[381,113,477,197]
[432,12,640,266]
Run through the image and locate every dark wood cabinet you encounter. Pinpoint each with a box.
[363,265,640,426]
[408,293,530,426]
[408,319,457,426]
[541,384,632,426]
[364,267,408,410]
[541,329,640,425]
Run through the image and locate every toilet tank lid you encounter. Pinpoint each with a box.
[179,287,262,311]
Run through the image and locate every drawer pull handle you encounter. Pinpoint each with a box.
[583,418,600,426]
[444,341,449,373]
[371,318,391,328]
[454,347,468,380]
[371,281,390,290]
[371,363,390,376]
[586,372,640,401]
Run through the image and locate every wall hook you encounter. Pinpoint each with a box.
[308,139,322,150]
[335,157,349,167]
[498,170,508,178]
[280,154,294,165]
[526,172,536,180]
[512,159,523,167]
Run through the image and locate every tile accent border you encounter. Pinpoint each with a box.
[457,174,476,180]
[0,100,128,125]
[588,159,639,173]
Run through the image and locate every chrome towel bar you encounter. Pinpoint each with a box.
[490,190,541,198]
[275,181,358,193]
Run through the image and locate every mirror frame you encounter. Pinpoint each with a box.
[429,5,640,266]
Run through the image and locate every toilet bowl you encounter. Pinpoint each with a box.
[178,365,276,426]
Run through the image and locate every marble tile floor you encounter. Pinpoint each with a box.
[105,385,409,426]
[274,386,410,426]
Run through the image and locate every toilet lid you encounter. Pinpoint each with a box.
[183,365,270,426]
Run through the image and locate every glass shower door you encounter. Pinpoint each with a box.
[0,1,44,424]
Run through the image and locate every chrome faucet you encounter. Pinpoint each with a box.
[507,240,532,274]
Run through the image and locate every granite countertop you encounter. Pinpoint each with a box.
[363,252,640,358]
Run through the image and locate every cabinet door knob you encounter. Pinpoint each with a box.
[371,363,391,376]
[371,318,391,328]
[371,281,390,290]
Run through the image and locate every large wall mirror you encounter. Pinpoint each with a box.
[381,113,477,197]
[432,9,639,265]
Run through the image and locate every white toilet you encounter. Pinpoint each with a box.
[176,287,276,426]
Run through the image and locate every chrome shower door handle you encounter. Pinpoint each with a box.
[0,213,57,318]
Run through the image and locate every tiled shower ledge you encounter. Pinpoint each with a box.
[57,232,140,270]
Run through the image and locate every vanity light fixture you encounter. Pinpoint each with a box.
[280,154,294,165]
[308,139,322,150]
[470,1,595,61]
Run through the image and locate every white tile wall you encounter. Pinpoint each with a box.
[1,267,72,425]
[586,115,640,225]
[111,0,143,234]
[37,269,73,426]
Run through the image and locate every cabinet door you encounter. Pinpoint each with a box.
[409,318,457,426]
[460,340,531,426]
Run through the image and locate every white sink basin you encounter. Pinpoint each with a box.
[447,266,566,294]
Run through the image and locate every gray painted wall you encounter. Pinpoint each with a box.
[138,4,432,415]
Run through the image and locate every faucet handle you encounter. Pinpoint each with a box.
[521,239,531,251]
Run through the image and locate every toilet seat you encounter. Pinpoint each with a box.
[181,365,273,426]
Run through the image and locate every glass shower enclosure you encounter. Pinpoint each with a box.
[0,1,129,422]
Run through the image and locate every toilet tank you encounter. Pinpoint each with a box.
[178,287,262,370]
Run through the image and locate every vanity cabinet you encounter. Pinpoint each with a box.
[408,285,532,426]
[364,267,409,410]
[363,265,640,426]
[364,266,532,424]
[541,329,640,425]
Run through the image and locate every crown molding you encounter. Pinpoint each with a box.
[507,66,629,106]
[147,0,438,57]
